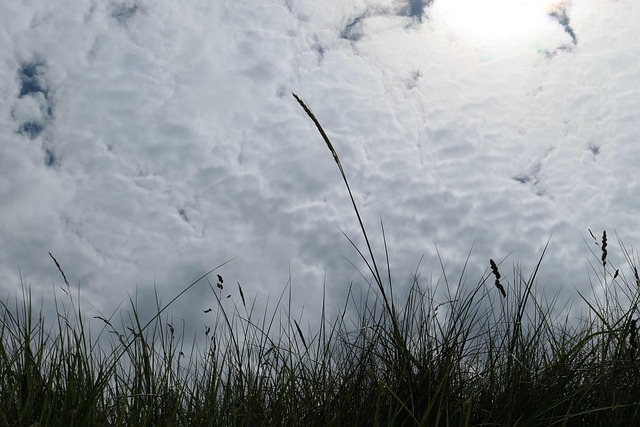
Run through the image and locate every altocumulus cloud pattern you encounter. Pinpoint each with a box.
[0,0,639,335]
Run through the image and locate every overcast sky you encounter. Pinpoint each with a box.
[2,0,639,333]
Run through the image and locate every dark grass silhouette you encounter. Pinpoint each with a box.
[1,96,640,425]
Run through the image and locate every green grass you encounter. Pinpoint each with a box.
[2,95,640,426]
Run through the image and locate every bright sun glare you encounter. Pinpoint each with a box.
[435,0,563,47]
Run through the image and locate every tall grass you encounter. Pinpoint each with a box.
[1,95,640,425]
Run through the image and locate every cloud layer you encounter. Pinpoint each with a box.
[1,0,638,332]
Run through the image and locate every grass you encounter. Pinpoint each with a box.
[2,94,640,425]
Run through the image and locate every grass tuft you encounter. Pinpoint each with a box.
[1,98,640,425]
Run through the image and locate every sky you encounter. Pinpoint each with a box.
[1,0,639,335]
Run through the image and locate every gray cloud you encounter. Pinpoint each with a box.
[111,1,141,26]
[341,13,368,42]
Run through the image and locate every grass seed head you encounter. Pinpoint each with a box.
[489,259,506,298]
[49,252,70,287]
[601,230,608,268]
[238,282,246,309]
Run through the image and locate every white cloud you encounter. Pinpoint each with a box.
[0,0,638,338]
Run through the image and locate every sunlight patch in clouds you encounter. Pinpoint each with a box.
[433,0,570,53]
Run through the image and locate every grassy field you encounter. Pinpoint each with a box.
[1,96,640,426]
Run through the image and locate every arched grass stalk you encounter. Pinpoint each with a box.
[292,92,413,368]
